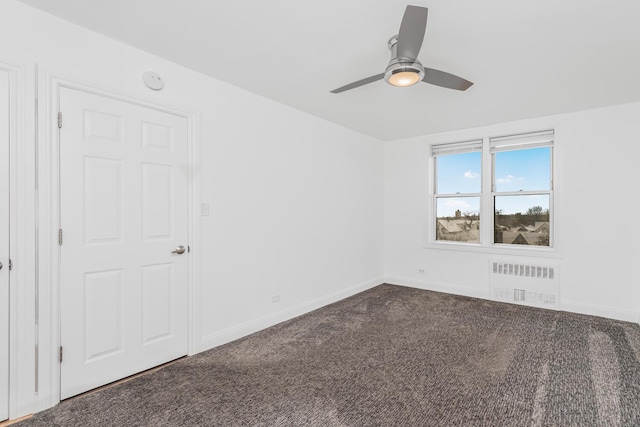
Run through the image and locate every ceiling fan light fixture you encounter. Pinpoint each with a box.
[384,62,425,88]
[388,69,421,87]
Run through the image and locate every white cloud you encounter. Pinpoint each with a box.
[496,174,515,183]
[445,199,471,209]
[464,170,480,179]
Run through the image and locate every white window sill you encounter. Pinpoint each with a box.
[422,241,561,259]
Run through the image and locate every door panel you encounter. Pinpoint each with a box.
[83,269,124,362]
[83,157,123,244]
[141,263,173,344]
[142,163,173,239]
[59,88,189,399]
[0,69,10,422]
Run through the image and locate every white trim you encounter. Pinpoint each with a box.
[387,275,639,324]
[422,237,560,258]
[36,71,201,412]
[383,276,490,300]
[560,300,639,324]
[0,58,36,421]
[198,277,383,352]
[187,111,203,356]
[35,67,57,412]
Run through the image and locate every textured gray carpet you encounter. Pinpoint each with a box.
[19,284,640,426]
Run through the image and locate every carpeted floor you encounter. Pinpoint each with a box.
[18,284,640,426]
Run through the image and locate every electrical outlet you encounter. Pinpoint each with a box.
[271,295,280,303]
[418,269,426,274]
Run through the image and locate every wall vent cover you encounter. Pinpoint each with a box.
[490,259,560,310]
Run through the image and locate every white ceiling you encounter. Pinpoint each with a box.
[17,0,640,141]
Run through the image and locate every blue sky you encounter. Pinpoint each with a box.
[436,147,550,217]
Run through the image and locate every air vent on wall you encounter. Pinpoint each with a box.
[492,262,555,280]
[490,260,560,310]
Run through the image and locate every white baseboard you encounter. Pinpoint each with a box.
[197,277,638,355]
[384,276,490,300]
[560,300,639,324]
[197,277,384,353]
[386,276,640,324]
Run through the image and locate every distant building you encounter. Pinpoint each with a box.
[437,218,480,242]
[498,227,549,245]
[511,233,534,245]
[440,216,549,246]
[533,222,549,233]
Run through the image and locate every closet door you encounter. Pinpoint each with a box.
[0,68,10,422]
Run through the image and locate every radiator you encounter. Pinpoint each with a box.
[489,259,560,310]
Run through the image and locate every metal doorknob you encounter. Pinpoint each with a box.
[0,261,2,270]
[171,246,186,255]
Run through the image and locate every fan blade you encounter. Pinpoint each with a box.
[423,68,473,91]
[396,6,428,60]
[330,73,385,94]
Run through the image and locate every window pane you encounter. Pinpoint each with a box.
[494,147,551,192]
[494,195,550,246]
[436,151,481,194]
[436,197,480,243]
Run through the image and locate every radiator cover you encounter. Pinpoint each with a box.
[489,259,560,310]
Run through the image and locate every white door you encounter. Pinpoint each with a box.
[59,88,189,399]
[0,69,10,421]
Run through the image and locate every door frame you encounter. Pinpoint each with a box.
[0,59,35,421]
[37,73,202,411]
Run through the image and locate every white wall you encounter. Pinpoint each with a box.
[0,0,384,418]
[384,102,640,323]
[198,85,385,343]
[4,0,639,420]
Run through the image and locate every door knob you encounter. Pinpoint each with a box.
[0,261,2,270]
[171,246,186,255]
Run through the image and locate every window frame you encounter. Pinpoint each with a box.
[428,130,555,253]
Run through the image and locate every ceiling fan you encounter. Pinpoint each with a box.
[331,5,473,94]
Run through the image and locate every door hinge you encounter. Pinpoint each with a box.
[58,112,62,129]
[59,346,63,363]
[8,259,12,270]
[58,229,63,245]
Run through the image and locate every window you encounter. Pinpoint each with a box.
[433,140,483,243]
[431,130,554,248]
